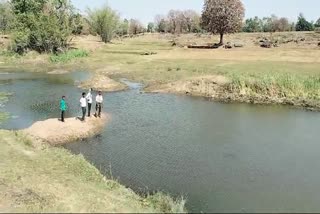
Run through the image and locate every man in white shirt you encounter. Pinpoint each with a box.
[80,92,87,121]
[94,91,103,118]
[86,88,93,117]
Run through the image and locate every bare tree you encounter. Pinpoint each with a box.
[167,10,182,33]
[183,10,201,33]
[278,17,290,31]
[201,0,245,45]
[129,19,144,35]
[154,14,168,32]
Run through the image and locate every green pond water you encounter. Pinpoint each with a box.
[2,71,320,213]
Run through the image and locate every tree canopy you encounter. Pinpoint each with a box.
[86,5,120,43]
[314,18,320,28]
[295,13,314,31]
[5,0,80,54]
[201,0,245,44]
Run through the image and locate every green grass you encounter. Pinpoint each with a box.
[0,92,10,124]
[0,130,186,213]
[227,72,320,100]
[50,49,89,63]
[0,112,9,123]
[0,50,21,58]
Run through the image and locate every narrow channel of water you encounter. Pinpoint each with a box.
[2,71,320,213]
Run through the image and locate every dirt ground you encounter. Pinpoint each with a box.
[24,114,109,145]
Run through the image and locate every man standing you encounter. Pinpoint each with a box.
[60,96,67,122]
[80,92,87,121]
[94,91,103,118]
[86,88,93,117]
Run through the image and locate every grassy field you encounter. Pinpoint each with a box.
[0,130,185,213]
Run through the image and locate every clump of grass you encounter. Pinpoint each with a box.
[14,131,34,147]
[0,50,19,57]
[0,112,9,124]
[145,192,186,213]
[0,92,10,124]
[50,49,89,63]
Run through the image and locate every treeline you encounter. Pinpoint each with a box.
[1,0,320,54]
[153,10,201,33]
[243,14,319,33]
[152,12,319,34]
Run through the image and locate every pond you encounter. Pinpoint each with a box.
[1,71,320,213]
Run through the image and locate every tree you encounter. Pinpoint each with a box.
[11,0,47,14]
[0,0,14,33]
[154,14,167,32]
[117,18,129,36]
[86,4,120,43]
[315,18,320,28]
[296,13,314,31]
[70,13,85,35]
[243,16,262,32]
[201,0,245,45]
[147,22,155,33]
[11,0,76,54]
[167,10,182,33]
[183,10,201,33]
[129,19,143,35]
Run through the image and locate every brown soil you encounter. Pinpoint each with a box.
[24,114,109,145]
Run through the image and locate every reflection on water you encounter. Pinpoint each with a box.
[2,71,320,213]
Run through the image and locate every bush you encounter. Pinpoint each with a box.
[50,49,89,63]
[86,5,120,43]
[10,0,79,54]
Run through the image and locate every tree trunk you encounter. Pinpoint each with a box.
[219,33,224,45]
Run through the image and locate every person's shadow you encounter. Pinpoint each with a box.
[76,117,85,122]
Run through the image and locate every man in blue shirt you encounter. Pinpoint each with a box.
[60,96,67,122]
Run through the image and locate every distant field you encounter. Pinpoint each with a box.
[73,32,320,83]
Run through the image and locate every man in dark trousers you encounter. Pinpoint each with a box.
[60,96,67,122]
[86,88,93,117]
[80,92,87,121]
[94,91,103,118]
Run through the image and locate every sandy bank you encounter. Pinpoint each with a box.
[79,73,127,92]
[24,114,109,145]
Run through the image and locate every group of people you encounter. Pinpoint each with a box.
[59,89,104,122]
